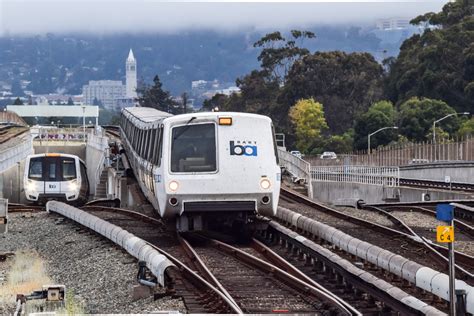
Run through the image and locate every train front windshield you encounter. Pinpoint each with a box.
[28,157,77,181]
[171,123,216,173]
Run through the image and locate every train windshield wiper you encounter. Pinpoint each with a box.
[173,117,196,141]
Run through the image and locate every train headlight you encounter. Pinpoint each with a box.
[260,178,271,190]
[169,180,179,191]
[26,180,35,191]
[69,181,78,191]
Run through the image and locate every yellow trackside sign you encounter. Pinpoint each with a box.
[437,226,454,243]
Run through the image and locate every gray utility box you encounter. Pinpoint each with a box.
[0,198,8,234]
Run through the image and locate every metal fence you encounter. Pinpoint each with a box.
[311,165,400,187]
[278,148,313,197]
[307,136,474,167]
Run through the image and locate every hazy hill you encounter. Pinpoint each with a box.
[0,27,414,96]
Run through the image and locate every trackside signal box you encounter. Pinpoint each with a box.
[0,198,7,234]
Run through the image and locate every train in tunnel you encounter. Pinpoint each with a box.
[24,153,89,205]
[120,107,281,231]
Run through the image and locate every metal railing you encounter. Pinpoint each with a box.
[311,165,400,187]
[277,148,313,197]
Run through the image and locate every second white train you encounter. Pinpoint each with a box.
[120,107,281,231]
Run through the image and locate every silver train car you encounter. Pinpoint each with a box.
[120,107,281,231]
[24,153,89,205]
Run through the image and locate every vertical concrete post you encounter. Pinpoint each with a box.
[0,198,8,234]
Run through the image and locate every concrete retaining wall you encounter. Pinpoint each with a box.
[33,143,86,160]
[312,181,474,205]
[86,133,109,196]
[400,162,474,183]
[0,160,27,203]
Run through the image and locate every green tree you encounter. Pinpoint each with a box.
[398,97,458,142]
[137,75,176,113]
[289,98,328,153]
[354,100,397,150]
[13,97,23,105]
[283,51,383,134]
[202,93,229,112]
[385,0,474,112]
[67,97,74,105]
[458,118,474,138]
[253,30,315,83]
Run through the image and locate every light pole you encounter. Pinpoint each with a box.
[433,112,470,144]
[433,112,469,161]
[368,126,398,160]
[81,105,86,135]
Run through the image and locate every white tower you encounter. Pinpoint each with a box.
[126,49,137,98]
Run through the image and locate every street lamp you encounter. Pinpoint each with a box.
[433,112,470,145]
[368,126,398,155]
[81,105,86,135]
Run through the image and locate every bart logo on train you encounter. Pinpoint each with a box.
[230,141,258,156]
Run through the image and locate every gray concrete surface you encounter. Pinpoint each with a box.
[312,181,474,205]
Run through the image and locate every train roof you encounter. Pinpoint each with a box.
[122,107,173,123]
[165,111,273,124]
[27,153,86,165]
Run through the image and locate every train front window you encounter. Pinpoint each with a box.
[61,158,77,180]
[28,158,43,179]
[171,123,216,173]
[47,162,57,180]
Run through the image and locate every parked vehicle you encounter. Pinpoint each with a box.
[320,151,337,159]
[290,150,302,159]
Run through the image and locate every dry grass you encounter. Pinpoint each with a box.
[0,250,52,306]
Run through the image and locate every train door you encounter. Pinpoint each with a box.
[43,157,61,195]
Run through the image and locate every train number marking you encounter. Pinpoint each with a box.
[436,225,454,243]
[49,184,56,189]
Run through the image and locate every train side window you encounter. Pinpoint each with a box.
[28,158,43,180]
[147,128,156,161]
[157,126,163,166]
[271,124,279,164]
[139,129,146,158]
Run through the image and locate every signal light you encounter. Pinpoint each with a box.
[219,117,232,125]
[46,153,60,157]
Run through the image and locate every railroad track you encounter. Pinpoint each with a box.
[399,177,474,193]
[280,188,474,282]
[179,232,355,314]
[0,126,29,144]
[78,205,355,314]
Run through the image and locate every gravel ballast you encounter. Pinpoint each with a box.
[0,212,186,314]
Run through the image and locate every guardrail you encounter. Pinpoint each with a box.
[277,148,313,197]
[311,165,400,187]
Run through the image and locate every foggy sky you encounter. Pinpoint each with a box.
[0,0,447,36]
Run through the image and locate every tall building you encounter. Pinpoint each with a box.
[126,49,137,98]
[82,49,137,110]
[82,80,126,109]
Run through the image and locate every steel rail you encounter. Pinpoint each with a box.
[399,177,474,193]
[177,234,243,313]
[361,204,474,279]
[77,205,242,314]
[249,237,361,316]
[196,233,356,315]
[383,205,474,237]
[263,221,445,316]
[280,187,474,282]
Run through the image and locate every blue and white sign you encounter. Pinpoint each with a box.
[436,204,454,222]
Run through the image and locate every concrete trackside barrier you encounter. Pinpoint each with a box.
[269,221,445,315]
[275,206,474,314]
[46,201,174,286]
